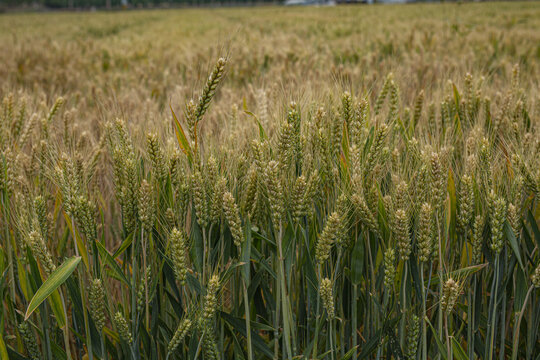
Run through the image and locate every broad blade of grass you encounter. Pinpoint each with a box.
[96,241,132,290]
[0,332,8,360]
[170,104,193,164]
[504,220,524,271]
[221,312,274,359]
[426,317,448,360]
[451,337,468,360]
[25,256,81,320]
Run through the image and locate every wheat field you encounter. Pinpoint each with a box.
[0,2,540,360]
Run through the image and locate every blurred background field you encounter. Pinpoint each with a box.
[1,2,539,145]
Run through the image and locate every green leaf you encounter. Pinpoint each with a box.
[341,119,349,163]
[112,232,133,259]
[171,104,193,164]
[452,337,468,360]
[357,327,384,359]
[452,83,461,110]
[0,333,9,360]
[426,317,448,360]
[64,214,89,270]
[221,312,273,359]
[429,264,487,286]
[25,256,81,320]
[241,222,252,284]
[96,241,132,291]
[447,167,457,241]
[504,220,524,271]
[350,234,364,285]
[339,346,359,360]
[190,210,204,273]
[243,97,267,141]
[49,287,67,328]
[527,210,540,248]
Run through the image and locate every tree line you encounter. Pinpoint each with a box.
[2,0,281,10]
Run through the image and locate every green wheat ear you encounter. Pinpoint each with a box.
[0,148,15,194]
[365,123,388,178]
[89,279,107,332]
[28,230,56,275]
[291,175,307,223]
[441,278,461,314]
[472,215,484,265]
[489,192,506,254]
[138,179,156,232]
[202,275,220,322]
[532,265,540,288]
[413,90,424,126]
[319,278,335,320]
[223,191,244,248]
[417,202,434,263]
[352,193,379,236]
[195,57,227,123]
[114,312,133,343]
[394,208,410,261]
[137,266,152,313]
[170,227,189,285]
[192,170,209,229]
[146,132,166,181]
[19,322,41,360]
[243,165,258,216]
[350,98,368,147]
[210,176,226,225]
[405,314,420,360]
[429,151,446,208]
[341,91,353,126]
[374,73,393,116]
[316,212,341,264]
[168,318,192,354]
[202,326,219,360]
[457,174,474,236]
[265,160,284,226]
[383,248,396,289]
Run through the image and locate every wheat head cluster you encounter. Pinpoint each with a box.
[0,3,540,360]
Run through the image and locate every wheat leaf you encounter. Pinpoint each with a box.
[25,256,81,320]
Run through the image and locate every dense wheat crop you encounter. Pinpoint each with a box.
[1,2,540,359]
